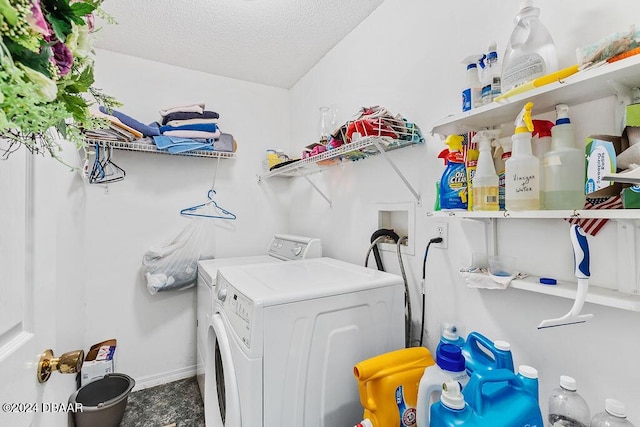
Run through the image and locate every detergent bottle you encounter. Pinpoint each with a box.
[548,375,590,427]
[466,136,479,211]
[543,104,586,210]
[462,56,483,111]
[439,135,468,210]
[502,0,558,93]
[353,347,435,427]
[505,102,540,210]
[461,365,544,426]
[429,381,476,427]
[461,332,514,376]
[416,344,470,427]
[472,130,502,211]
[495,136,512,210]
[482,41,502,104]
[437,322,465,352]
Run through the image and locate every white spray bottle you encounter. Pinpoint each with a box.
[505,102,540,210]
[472,130,502,211]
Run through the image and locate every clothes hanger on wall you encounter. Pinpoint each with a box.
[179,156,237,220]
[89,144,126,184]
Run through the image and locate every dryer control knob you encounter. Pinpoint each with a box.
[217,288,227,302]
[292,245,302,256]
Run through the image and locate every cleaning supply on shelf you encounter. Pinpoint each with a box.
[538,224,594,329]
[501,0,558,94]
[494,64,579,102]
[462,56,483,112]
[548,375,591,427]
[532,119,553,207]
[439,135,468,210]
[544,104,586,210]
[482,42,502,104]
[506,102,541,210]
[461,332,514,376]
[465,135,480,211]
[431,368,543,427]
[353,347,435,427]
[472,130,502,211]
[591,399,636,427]
[416,344,470,427]
[495,136,512,210]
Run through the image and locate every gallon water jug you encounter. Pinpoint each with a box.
[461,332,514,376]
[591,399,636,427]
[353,347,435,427]
[456,366,543,426]
[416,344,470,427]
[548,375,590,426]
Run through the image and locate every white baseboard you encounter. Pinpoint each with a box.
[131,365,197,392]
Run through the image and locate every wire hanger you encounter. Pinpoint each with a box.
[179,157,237,220]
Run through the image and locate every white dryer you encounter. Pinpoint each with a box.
[205,257,405,427]
[196,235,321,399]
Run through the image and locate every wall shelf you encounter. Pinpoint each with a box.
[427,209,639,219]
[430,54,640,135]
[258,135,424,206]
[509,275,640,312]
[84,138,236,159]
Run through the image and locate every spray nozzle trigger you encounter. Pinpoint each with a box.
[514,102,534,134]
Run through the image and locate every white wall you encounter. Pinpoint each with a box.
[289,0,640,423]
[79,49,291,389]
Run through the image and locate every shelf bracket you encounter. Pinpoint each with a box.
[302,174,332,207]
[608,80,640,134]
[370,138,422,205]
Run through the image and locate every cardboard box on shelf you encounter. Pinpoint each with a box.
[622,185,640,208]
[585,135,627,197]
[81,339,117,386]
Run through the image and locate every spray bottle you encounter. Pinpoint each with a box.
[439,135,468,210]
[482,42,502,104]
[543,104,586,209]
[496,136,513,210]
[466,135,479,211]
[505,102,540,210]
[531,119,554,207]
[462,55,482,112]
[472,130,502,211]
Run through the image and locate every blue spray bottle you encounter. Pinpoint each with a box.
[438,135,468,210]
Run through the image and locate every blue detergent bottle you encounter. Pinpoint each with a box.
[436,322,465,354]
[461,332,514,376]
[430,381,476,427]
[461,366,544,427]
[438,135,468,210]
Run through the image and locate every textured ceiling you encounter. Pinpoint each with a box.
[95,0,384,89]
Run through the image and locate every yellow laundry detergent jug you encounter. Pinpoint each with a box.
[353,347,435,427]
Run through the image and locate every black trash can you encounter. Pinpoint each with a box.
[69,373,135,427]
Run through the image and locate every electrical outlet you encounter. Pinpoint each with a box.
[430,222,448,249]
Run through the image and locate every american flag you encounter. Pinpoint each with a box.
[564,196,624,236]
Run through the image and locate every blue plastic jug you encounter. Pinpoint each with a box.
[461,332,514,376]
[431,368,543,427]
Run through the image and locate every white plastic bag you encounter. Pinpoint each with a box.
[142,218,215,295]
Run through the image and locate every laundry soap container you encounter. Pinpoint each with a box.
[353,347,435,427]
[461,331,514,376]
[69,373,135,427]
[416,344,469,427]
[591,399,636,427]
[548,375,590,426]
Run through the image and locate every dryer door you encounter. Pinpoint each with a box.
[207,313,242,427]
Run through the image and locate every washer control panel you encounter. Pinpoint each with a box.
[267,234,322,260]
[216,273,253,349]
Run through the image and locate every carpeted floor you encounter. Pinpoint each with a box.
[119,377,204,427]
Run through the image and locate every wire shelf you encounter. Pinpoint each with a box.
[84,138,236,159]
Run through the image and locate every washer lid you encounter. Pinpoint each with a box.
[217,257,403,306]
[198,255,277,284]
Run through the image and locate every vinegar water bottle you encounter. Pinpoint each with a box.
[591,399,635,427]
[548,375,590,427]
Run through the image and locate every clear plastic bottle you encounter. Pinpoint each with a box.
[591,399,635,427]
[472,130,501,211]
[482,42,502,104]
[548,375,591,427]
[502,0,558,93]
[543,104,586,210]
[505,102,541,210]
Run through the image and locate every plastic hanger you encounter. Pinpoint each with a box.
[89,144,126,184]
[180,189,237,220]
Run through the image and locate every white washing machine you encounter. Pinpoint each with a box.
[205,257,405,427]
[196,235,322,399]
